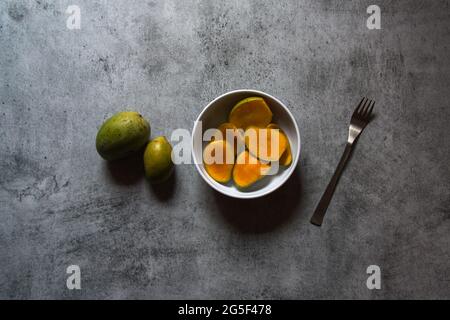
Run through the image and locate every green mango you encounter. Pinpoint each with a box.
[96,111,150,161]
[144,136,174,183]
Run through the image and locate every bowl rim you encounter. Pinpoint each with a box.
[191,89,301,199]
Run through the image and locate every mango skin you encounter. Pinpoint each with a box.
[144,136,174,183]
[96,111,150,161]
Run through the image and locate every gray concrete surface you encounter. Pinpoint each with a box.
[0,0,449,299]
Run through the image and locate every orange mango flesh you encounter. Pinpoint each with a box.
[267,123,292,166]
[203,140,235,183]
[202,99,295,188]
[229,97,273,129]
[233,151,271,188]
[216,122,245,154]
[280,143,292,166]
[244,126,288,162]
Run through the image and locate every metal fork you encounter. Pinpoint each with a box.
[310,97,375,226]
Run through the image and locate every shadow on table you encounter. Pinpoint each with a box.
[105,148,145,185]
[213,167,303,233]
[148,168,177,201]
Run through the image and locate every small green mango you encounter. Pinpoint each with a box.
[96,111,150,161]
[144,136,174,183]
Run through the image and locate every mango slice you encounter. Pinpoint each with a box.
[228,97,273,129]
[244,126,288,162]
[267,123,292,166]
[280,144,292,166]
[215,122,245,154]
[233,151,271,188]
[203,140,235,183]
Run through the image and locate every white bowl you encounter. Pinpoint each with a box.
[192,89,301,199]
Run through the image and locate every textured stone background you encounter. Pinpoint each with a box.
[0,0,449,299]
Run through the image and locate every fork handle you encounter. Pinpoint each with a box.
[310,143,354,226]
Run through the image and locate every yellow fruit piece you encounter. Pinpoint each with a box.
[280,144,292,166]
[203,140,235,183]
[217,122,238,140]
[228,97,273,129]
[213,122,245,154]
[244,126,288,162]
[233,151,271,188]
[267,123,292,166]
[266,123,279,129]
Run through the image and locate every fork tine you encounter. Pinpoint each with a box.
[359,98,370,117]
[360,100,368,117]
[366,100,375,118]
[362,99,371,116]
[354,97,366,117]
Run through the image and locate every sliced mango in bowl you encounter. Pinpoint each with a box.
[233,151,271,189]
[244,126,288,162]
[215,122,245,154]
[228,97,273,129]
[203,140,235,183]
[267,123,292,166]
[202,97,294,189]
